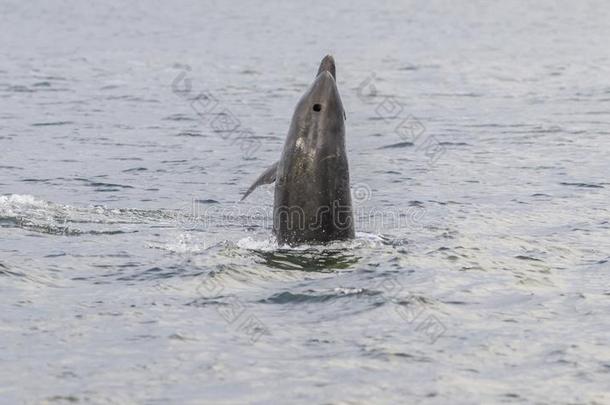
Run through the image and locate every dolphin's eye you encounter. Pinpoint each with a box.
[313,104,322,112]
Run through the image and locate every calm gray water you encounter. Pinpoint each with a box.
[1,1,609,403]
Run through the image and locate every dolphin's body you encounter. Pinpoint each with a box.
[242,55,354,245]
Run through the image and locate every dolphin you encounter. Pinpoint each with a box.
[242,55,354,246]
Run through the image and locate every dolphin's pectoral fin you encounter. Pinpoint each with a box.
[241,161,279,201]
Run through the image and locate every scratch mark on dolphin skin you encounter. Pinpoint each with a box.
[319,154,338,163]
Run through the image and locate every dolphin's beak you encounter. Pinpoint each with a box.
[316,54,336,79]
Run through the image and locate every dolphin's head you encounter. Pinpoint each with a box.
[292,55,345,137]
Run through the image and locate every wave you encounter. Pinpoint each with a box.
[0,194,177,236]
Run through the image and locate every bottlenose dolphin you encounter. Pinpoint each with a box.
[242,55,354,245]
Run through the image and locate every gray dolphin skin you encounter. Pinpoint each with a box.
[242,55,354,245]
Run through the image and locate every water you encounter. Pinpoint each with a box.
[1,0,610,403]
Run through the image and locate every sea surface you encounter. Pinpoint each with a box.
[1,1,609,404]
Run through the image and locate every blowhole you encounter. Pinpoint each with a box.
[313,103,322,112]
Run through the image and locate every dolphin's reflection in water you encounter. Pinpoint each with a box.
[252,248,360,273]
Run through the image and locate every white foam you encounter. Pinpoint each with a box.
[149,233,208,254]
[237,236,280,251]
[355,231,385,242]
[0,194,49,209]
[333,287,365,295]
[236,232,386,252]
